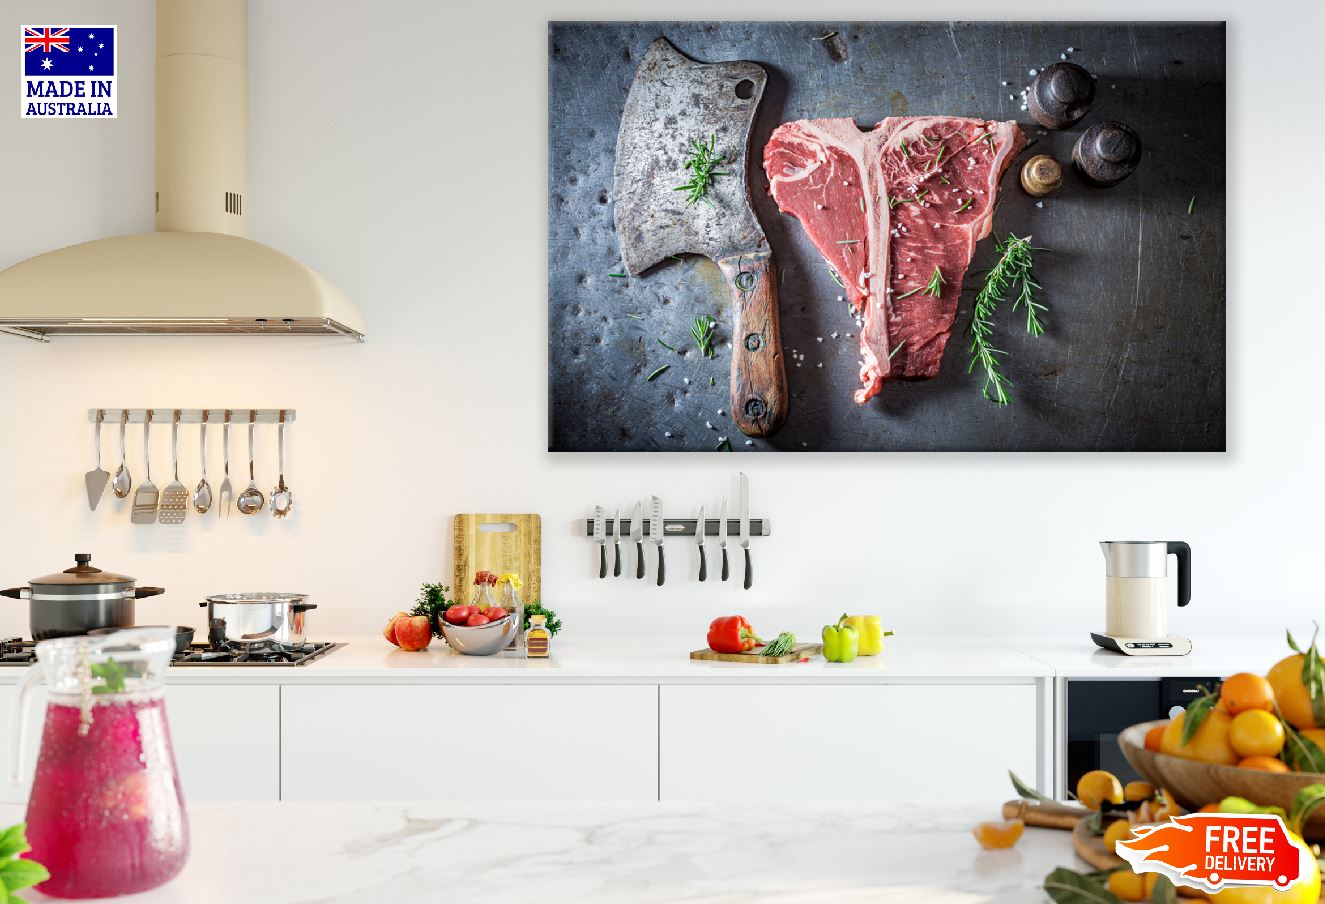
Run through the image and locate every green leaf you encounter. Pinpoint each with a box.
[0,859,49,892]
[90,657,128,694]
[1288,783,1325,838]
[1281,720,1325,773]
[0,826,28,861]
[1043,867,1125,904]
[1180,686,1218,746]
[1150,874,1176,904]
[1085,808,1105,835]
[1009,770,1054,804]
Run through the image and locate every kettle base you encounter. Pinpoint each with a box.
[1090,632,1192,656]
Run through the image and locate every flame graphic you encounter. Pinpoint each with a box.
[1114,813,1303,893]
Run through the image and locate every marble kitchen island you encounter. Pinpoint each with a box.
[5,800,1081,903]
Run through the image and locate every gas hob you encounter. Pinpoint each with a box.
[0,638,345,666]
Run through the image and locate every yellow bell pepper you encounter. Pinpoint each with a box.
[844,615,893,656]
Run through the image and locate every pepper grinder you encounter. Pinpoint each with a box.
[1027,62,1095,130]
[1072,121,1143,187]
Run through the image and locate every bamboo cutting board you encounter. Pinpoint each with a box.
[453,514,541,602]
[690,644,822,665]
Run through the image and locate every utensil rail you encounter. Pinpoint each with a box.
[583,518,770,538]
[88,409,296,424]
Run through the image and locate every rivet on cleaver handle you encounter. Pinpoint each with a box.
[718,250,787,437]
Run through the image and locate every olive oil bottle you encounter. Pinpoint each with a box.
[525,614,551,658]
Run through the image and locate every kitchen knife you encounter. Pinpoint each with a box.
[612,507,622,577]
[739,472,751,590]
[629,501,644,579]
[696,504,707,582]
[593,506,607,578]
[650,496,665,586]
[719,496,729,582]
[614,37,787,438]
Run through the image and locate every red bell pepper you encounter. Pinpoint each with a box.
[707,615,763,654]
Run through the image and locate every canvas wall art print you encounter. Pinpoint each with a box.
[548,22,1226,452]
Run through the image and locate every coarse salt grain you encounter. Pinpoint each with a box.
[1060,53,1067,60]
[664,431,672,437]
[1029,68,1037,76]
[1035,200,1044,208]
[744,440,754,446]
[1067,46,1075,52]
[717,409,724,415]
[705,421,713,429]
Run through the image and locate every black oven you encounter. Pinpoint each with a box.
[1063,676,1219,795]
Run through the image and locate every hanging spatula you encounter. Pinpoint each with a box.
[158,410,189,524]
[84,409,110,510]
[131,411,160,524]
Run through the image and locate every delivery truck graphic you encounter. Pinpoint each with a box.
[1115,813,1307,893]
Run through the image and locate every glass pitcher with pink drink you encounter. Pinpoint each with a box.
[10,626,189,898]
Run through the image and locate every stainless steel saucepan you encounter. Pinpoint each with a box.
[200,593,316,647]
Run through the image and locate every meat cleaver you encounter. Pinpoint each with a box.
[614,37,787,438]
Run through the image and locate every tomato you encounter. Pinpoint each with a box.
[465,613,491,627]
[484,607,508,622]
[444,606,472,625]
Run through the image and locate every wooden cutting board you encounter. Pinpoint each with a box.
[453,514,541,603]
[1072,818,1125,871]
[690,643,822,665]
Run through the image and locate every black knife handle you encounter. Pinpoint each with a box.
[698,545,707,582]
[613,543,622,577]
[657,545,665,586]
[598,544,607,579]
[743,548,752,590]
[635,542,645,579]
[721,548,729,582]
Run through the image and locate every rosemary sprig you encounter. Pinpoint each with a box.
[1187,195,1196,215]
[966,234,1046,404]
[656,338,676,352]
[895,285,923,300]
[900,138,910,158]
[925,145,946,173]
[761,632,797,658]
[608,272,628,278]
[955,196,974,213]
[646,364,670,381]
[888,341,905,360]
[674,134,731,208]
[826,265,845,288]
[625,313,644,320]
[938,174,950,185]
[923,266,945,298]
[691,315,717,359]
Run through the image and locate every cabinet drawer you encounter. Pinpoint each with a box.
[660,684,1037,802]
[280,685,658,801]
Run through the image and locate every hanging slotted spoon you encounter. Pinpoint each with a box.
[111,410,132,499]
[84,409,110,510]
[217,410,233,517]
[236,412,265,515]
[158,410,189,524]
[270,409,292,518]
[192,411,213,514]
[130,411,160,524]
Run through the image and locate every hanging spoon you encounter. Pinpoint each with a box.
[236,411,265,515]
[111,410,132,499]
[270,410,292,518]
[192,411,213,514]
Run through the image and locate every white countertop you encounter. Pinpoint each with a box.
[1007,636,1293,679]
[0,636,1054,685]
[7,800,1080,903]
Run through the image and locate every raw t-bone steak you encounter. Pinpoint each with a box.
[764,116,1025,403]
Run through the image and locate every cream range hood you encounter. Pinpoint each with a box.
[0,0,364,342]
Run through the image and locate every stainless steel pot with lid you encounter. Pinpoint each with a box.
[200,593,316,647]
[1,554,165,640]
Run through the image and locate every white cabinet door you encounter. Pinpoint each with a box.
[280,685,658,801]
[0,683,280,804]
[660,684,1038,802]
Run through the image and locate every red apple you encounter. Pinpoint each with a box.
[382,611,408,646]
[465,613,491,627]
[444,605,472,625]
[393,615,433,652]
[484,607,508,622]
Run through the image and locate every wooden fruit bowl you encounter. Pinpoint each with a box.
[1120,720,1325,841]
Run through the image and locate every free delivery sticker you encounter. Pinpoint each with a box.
[1115,813,1315,895]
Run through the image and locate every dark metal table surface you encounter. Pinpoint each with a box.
[548,21,1226,452]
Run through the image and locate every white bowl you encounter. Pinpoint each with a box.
[439,615,518,655]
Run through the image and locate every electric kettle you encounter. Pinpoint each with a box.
[1091,540,1192,656]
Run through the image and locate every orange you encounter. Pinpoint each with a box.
[1198,803,1221,813]
[1106,869,1147,901]
[1124,780,1155,802]
[1300,727,1325,752]
[1076,769,1125,810]
[1220,672,1275,715]
[1228,709,1286,758]
[1144,724,1166,751]
[1161,709,1238,765]
[1152,791,1183,821]
[1103,818,1134,853]
[1237,755,1289,773]
[1267,654,1319,730]
[971,818,1024,850]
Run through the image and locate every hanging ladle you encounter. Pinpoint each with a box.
[192,410,213,514]
[270,410,292,518]
[111,410,133,499]
[236,411,265,515]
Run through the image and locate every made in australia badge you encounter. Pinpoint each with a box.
[21,26,116,118]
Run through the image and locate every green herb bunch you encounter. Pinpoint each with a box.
[412,583,455,638]
[691,315,717,359]
[674,135,731,208]
[522,601,562,637]
[967,234,1047,405]
[0,823,49,902]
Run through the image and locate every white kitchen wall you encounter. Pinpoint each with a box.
[0,0,1317,646]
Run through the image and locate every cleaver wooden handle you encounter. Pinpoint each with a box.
[717,250,788,438]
